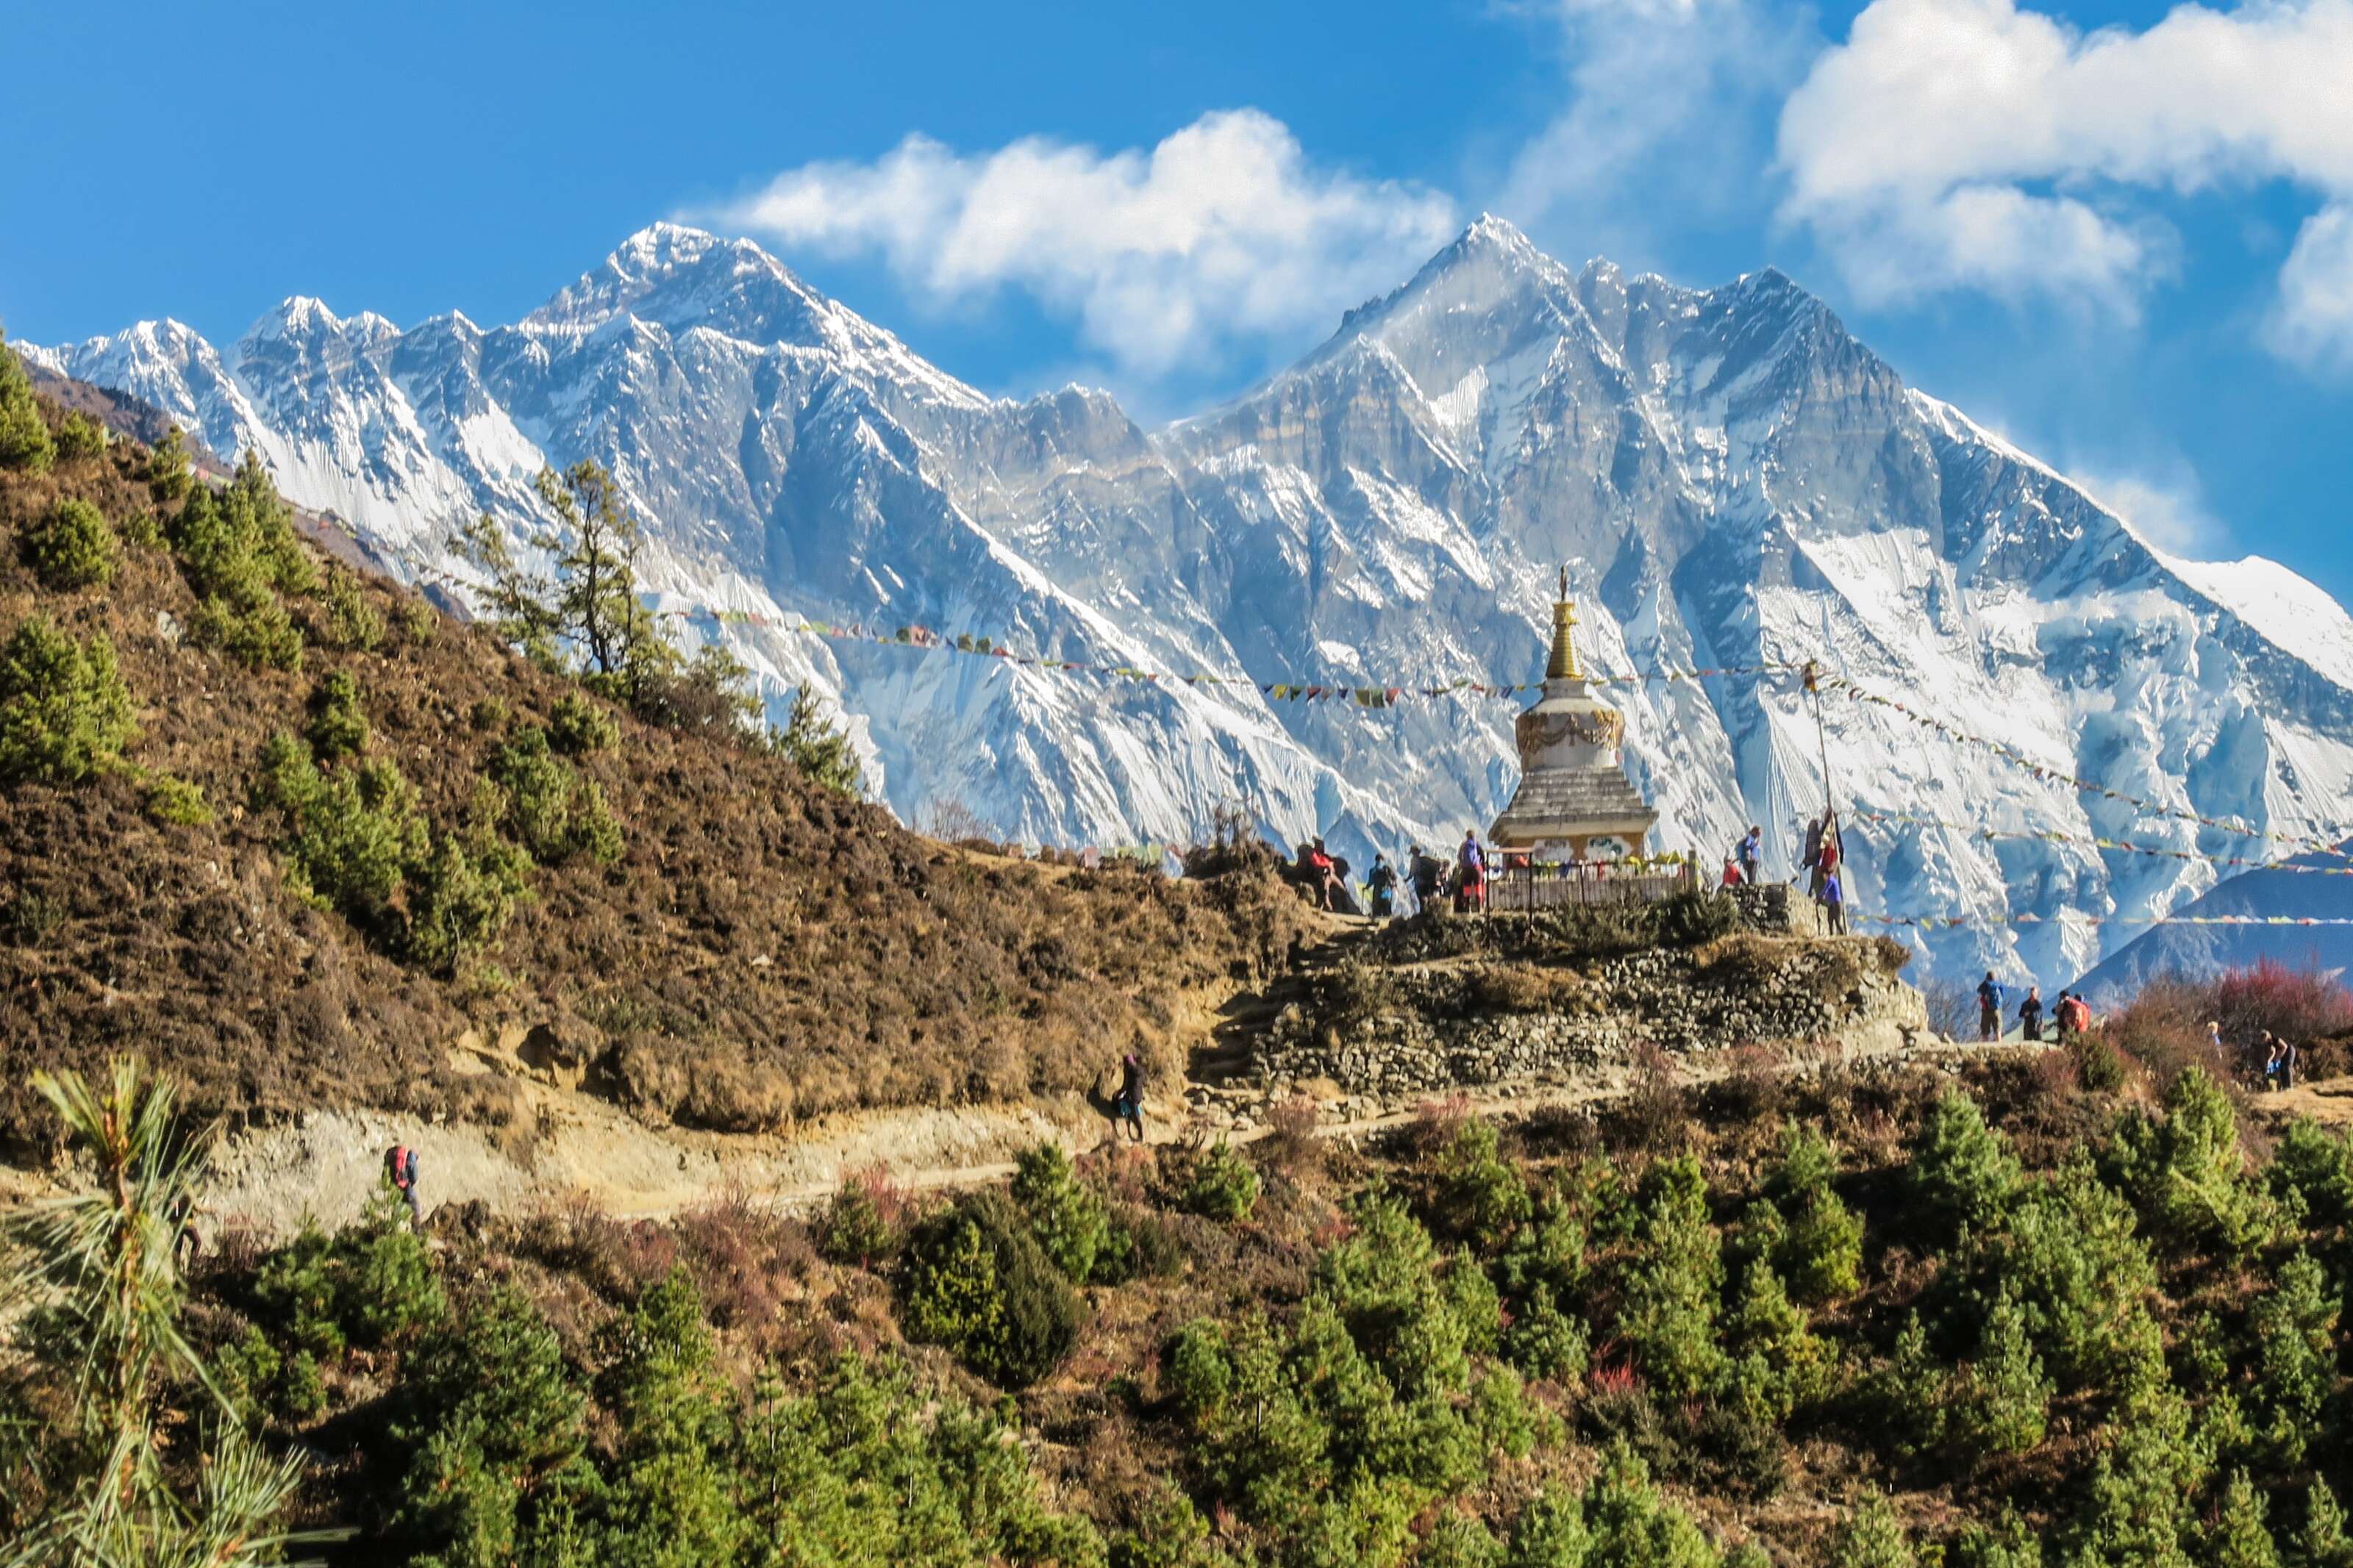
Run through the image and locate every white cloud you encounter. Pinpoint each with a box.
[1499,0,1815,259]
[714,110,1459,380]
[1777,0,2353,347]
[2068,461,2229,557]
[2269,204,2353,371]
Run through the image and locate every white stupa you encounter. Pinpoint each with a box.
[1488,573,1657,862]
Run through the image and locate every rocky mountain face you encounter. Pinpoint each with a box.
[29,217,2353,986]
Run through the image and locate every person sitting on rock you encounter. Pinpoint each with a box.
[1721,857,1745,889]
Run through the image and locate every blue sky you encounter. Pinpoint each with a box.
[4,0,2351,605]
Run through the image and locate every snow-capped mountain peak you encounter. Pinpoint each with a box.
[29,225,2353,988]
[526,221,813,337]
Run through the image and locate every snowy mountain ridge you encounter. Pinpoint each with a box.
[27,215,2353,987]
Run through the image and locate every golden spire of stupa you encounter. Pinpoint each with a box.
[1546,565,1582,681]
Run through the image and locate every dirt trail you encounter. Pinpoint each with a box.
[2244,1074,2353,1128]
[0,906,2030,1241]
[54,1028,2026,1242]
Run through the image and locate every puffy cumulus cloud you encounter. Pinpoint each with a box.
[1777,0,2353,349]
[715,110,1459,380]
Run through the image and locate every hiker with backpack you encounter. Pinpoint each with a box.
[1738,826,1763,887]
[1977,972,2004,1042]
[385,1142,422,1231]
[1456,831,1488,914]
[1408,843,1443,915]
[1113,1053,1147,1142]
[2018,986,2044,1042]
[1368,853,1399,918]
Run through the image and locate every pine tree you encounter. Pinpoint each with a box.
[1504,1483,1590,1568]
[1766,1122,1864,1303]
[1957,1289,2051,1458]
[772,687,864,798]
[1617,1153,1724,1399]
[2298,1480,2353,1568]
[0,329,55,473]
[2210,1470,2282,1568]
[2249,1250,2340,1467]
[2063,1389,2204,1568]
[304,669,370,760]
[534,459,672,700]
[0,617,136,785]
[1723,1254,1824,1422]
[225,448,316,596]
[53,411,107,463]
[1908,1087,2023,1242]
[1832,1491,1915,1568]
[145,426,191,501]
[1873,1311,1949,1458]
[1011,1140,1110,1284]
[2113,1067,2279,1255]
[451,507,563,668]
[386,1286,590,1561]
[1954,1509,2045,1568]
[23,498,121,591]
[1580,1444,1719,1568]
[590,1268,743,1565]
[0,1062,302,1562]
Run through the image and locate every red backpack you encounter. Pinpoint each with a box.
[387,1145,414,1190]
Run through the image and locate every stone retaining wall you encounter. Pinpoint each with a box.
[1247,934,1927,1101]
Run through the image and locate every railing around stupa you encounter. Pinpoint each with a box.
[1485,856,1700,913]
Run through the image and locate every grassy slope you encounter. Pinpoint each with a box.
[0,387,1310,1157]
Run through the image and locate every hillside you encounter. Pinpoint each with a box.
[29,217,2353,990]
[0,355,1310,1158]
[18,996,2353,1567]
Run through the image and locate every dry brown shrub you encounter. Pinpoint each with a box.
[1619,1042,1688,1153]
[1522,1100,1600,1156]
[1261,1094,1324,1173]
[1410,1092,1473,1161]
[1693,933,1784,987]
[1806,945,1867,1004]
[1718,1042,1788,1125]
[524,1194,682,1302]
[674,1186,813,1347]
[1466,963,1585,1014]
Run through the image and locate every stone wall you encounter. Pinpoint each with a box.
[1246,933,1926,1102]
[1727,881,1801,933]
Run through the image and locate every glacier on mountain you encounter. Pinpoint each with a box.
[27,215,2353,989]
